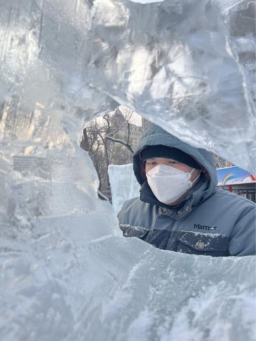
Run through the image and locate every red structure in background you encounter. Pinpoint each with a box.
[217,166,256,203]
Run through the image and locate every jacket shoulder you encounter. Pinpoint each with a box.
[119,197,140,212]
[118,197,151,238]
[118,196,154,226]
[214,188,256,209]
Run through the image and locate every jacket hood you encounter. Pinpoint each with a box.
[133,123,218,203]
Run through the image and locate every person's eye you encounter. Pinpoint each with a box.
[147,161,157,166]
[168,160,178,164]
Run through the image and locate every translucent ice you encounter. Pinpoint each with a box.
[0,0,255,170]
[1,226,255,340]
[0,0,255,340]
[88,0,256,172]
[109,164,140,213]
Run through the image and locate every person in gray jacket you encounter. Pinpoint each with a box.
[118,123,256,257]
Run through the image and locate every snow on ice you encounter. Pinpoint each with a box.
[0,0,255,340]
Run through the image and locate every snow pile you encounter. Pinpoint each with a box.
[0,0,255,340]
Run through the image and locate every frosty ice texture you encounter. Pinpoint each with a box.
[0,0,255,340]
[89,0,256,172]
[1,0,255,170]
[1,227,255,340]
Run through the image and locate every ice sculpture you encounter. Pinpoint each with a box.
[88,0,256,172]
[0,0,255,340]
[108,164,140,213]
[1,0,255,171]
[1,230,255,340]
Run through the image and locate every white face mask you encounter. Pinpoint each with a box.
[146,164,200,205]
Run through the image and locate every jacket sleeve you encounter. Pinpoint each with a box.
[118,198,150,239]
[117,199,135,235]
[228,206,256,256]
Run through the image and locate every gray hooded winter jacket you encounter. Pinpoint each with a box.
[118,123,256,256]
